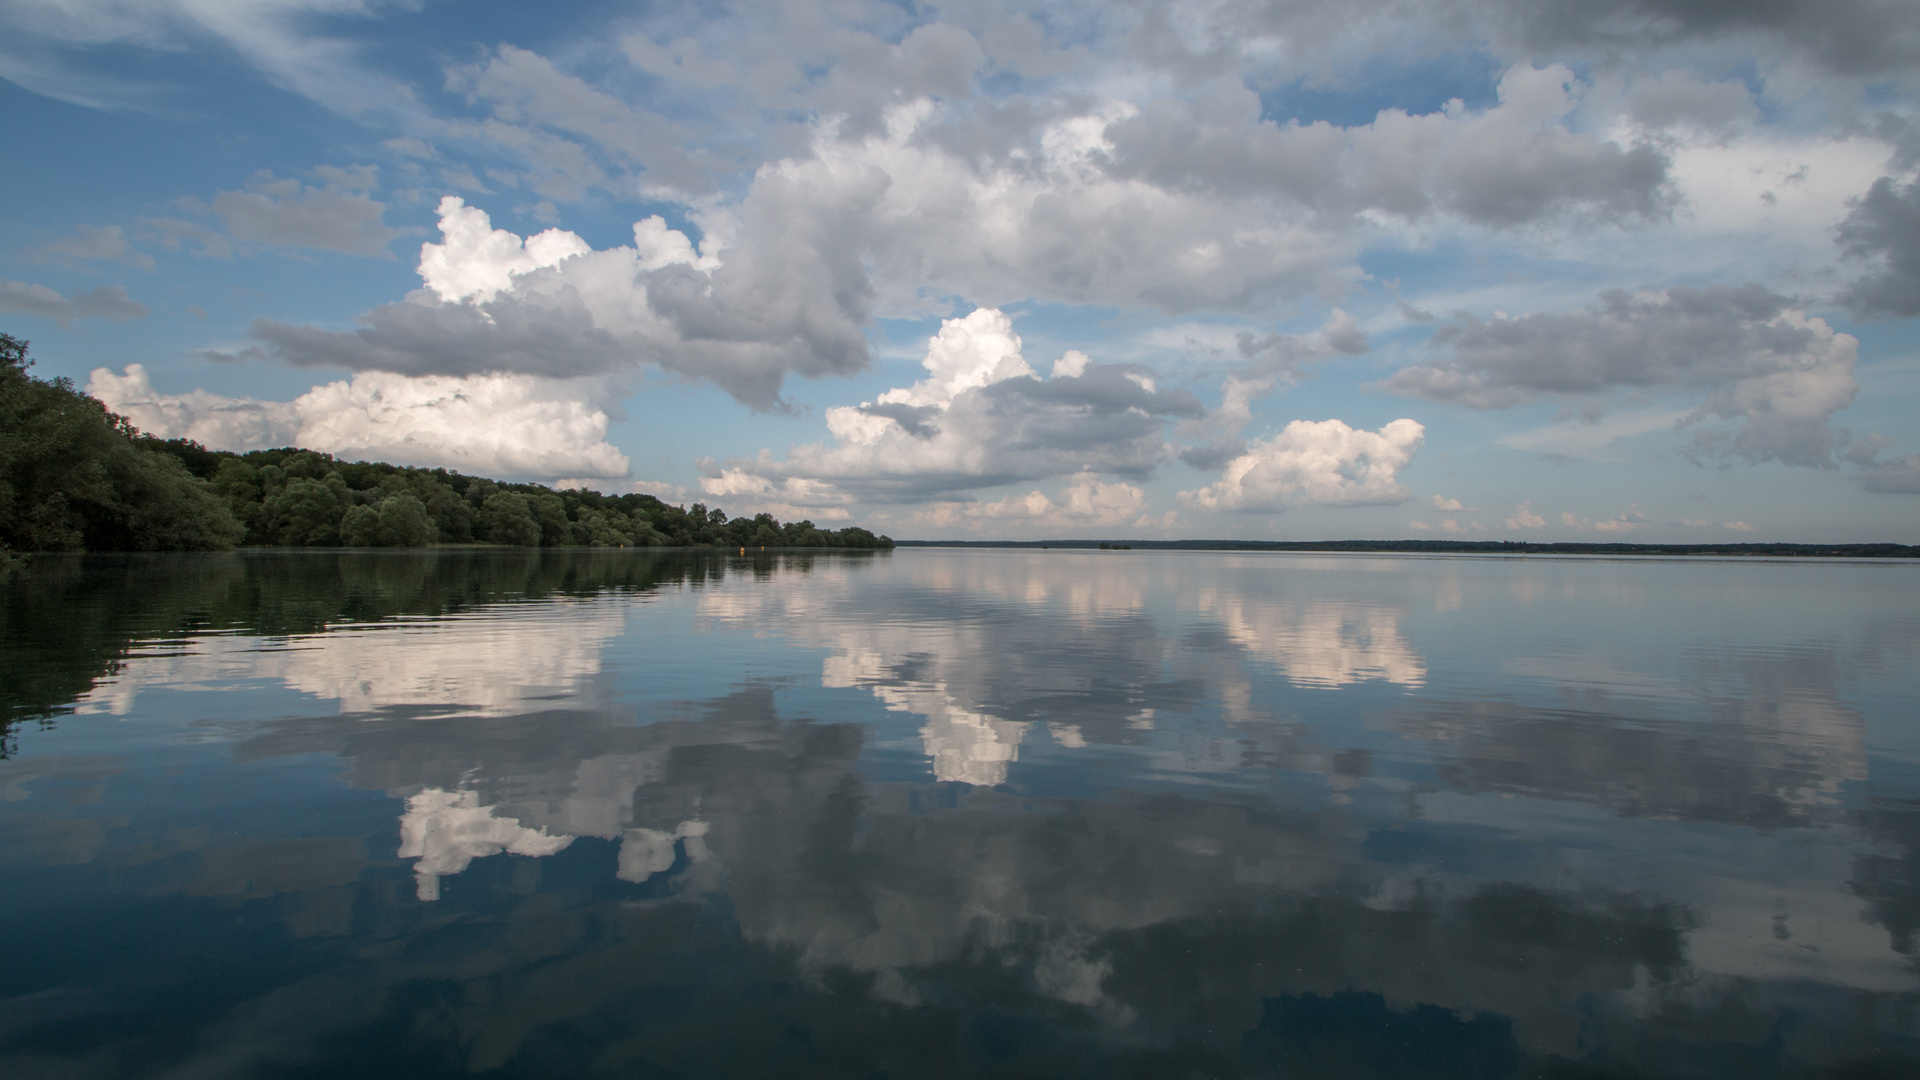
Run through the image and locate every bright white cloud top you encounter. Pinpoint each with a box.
[4,0,1918,539]
[88,364,631,480]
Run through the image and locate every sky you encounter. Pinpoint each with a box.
[3,0,1918,542]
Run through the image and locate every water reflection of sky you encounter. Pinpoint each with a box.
[3,550,1919,1077]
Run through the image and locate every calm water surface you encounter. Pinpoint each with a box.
[3,548,1919,1078]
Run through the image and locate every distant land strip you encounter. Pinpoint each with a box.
[895,539,1920,558]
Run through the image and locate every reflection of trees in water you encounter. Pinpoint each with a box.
[0,549,882,756]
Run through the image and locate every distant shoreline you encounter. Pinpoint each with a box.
[893,539,1920,558]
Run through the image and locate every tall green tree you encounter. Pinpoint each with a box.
[0,333,242,552]
[478,492,541,546]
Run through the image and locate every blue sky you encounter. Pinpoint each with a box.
[3,0,1918,540]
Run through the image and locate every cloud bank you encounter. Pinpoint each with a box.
[86,363,630,479]
[1381,285,1861,468]
[1180,419,1426,512]
[1838,177,1920,319]
[244,195,871,410]
[702,307,1206,513]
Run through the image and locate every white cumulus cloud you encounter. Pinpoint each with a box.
[703,307,1204,510]
[416,195,595,303]
[1409,518,1484,534]
[243,193,871,410]
[1179,418,1424,512]
[86,363,630,479]
[1504,501,1547,530]
[1561,508,1648,532]
[908,472,1178,533]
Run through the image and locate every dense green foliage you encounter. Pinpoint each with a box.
[0,334,245,553]
[0,333,891,554]
[144,441,891,550]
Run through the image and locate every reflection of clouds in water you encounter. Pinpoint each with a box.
[707,567,1043,785]
[396,789,715,900]
[398,764,713,899]
[13,553,1917,1077]
[223,662,1920,1057]
[616,819,710,884]
[72,600,627,717]
[1197,591,1425,689]
[702,555,1421,785]
[1413,789,1914,993]
[824,648,1025,785]
[191,556,1911,1019]
[397,788,573,900]
[915,708,1025,786]
[1389,649,1868,829]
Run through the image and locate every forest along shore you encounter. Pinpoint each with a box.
[0,332,890,554]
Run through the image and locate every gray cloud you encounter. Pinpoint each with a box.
[748,367,1205,504]
[249,292,633,380]
[857,401,943,439]
[141,170,407,260]
[638,163,882,400]
[701,305,1210,511]
[1125,0,1920,81]
[1858,454,1920,494]
[1237,310,1371,378]
[246,193,876,411]
[1177,441,1244,471]
[28,224,154,271]
[799,20,989,135]
[976,368,1205,467]
[1624,71,1758,136]
[1102,64,1674,229]
[203,171,404,257]
[1836,176,1920,319]
[0,280,148,326]
[1490,0,1920,78]
[1380,283,1861,467]
[442,45,717,198]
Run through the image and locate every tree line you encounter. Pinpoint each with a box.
[0,332,891,553]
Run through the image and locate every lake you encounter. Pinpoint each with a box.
[3,548,1918,1079]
